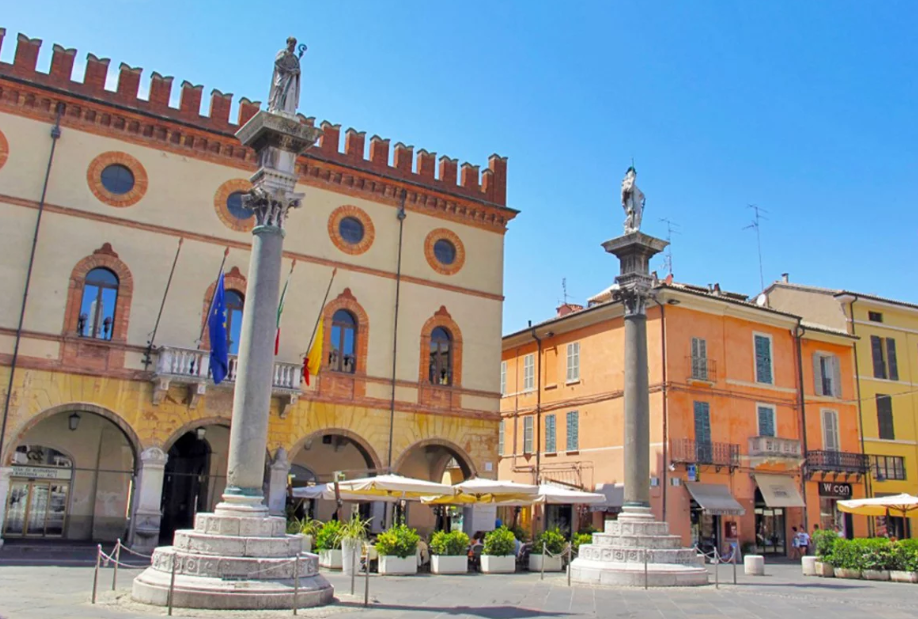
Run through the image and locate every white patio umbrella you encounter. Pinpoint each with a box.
[422,477,540,504]
[333,474,455,501]
[290,484,335,500]
[493,484,606,506]
[837,493,918,518]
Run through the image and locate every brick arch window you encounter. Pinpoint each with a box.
[0,129,9,171]
[63,243,133,342]
[322,289,369,375]
[200,266,247,351]
[419,306,463,388]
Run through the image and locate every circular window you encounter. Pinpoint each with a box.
[100,164,135,195]
[87,152,148,207]
[328,206,375,255]
[424,229,465,275]
[433,239,456,265]
[226,191,253,221]
[339,217,365,245]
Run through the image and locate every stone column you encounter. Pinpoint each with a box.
[0,467,11,548]
[267,447,291,517]
[128,447,168,551]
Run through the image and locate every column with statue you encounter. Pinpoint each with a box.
[132,39,334,609]
[569,166,709,586]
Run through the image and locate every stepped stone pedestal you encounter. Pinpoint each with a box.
[132,510,332,609]
[570,509,708,587]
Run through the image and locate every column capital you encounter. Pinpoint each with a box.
[270,447,290,472]
[140,446,168,467]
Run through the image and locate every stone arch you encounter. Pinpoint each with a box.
[392,437,477,480]
[321,288,370,375]
[199,265,247,349]
[418,306,463,387]
[161,416,232,452]
[289,427,382,473]
[5,402,143,470]
[62,243,134,342]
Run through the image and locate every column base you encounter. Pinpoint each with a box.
[214,491,270,517]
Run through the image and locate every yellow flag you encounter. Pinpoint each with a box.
[304,318,323,386]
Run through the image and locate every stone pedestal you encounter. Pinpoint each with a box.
[267,448,291,517]
[128,448,169,552]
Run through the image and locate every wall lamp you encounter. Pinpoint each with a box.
[195,427,207,441]
[68,412,81,432]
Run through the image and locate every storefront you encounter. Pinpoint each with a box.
[817,481,854,539]
[4,446,73,538]
[684,482,745,555]
[753,473,806,556]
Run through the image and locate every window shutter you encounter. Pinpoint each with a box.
[876,395,895,440]
[822,410,839,451]
[523,416,533,453]
[813,354,824,396]
[498,421,504,456]
[886,338,899,381]
[757,406,776,437]
[755,336,773,384]
[871,336,887,379]
[545,415,556,453]
[831,356,842,398]
[693,402,711,444]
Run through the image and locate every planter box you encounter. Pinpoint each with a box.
[863,569,890,581]
[530,554,563,573]
[379,555,417,575]
[814,561,835,577]
[890,570,918,584]
[431,555,468,575]
[481,555,516,574]
[301,534,313,554]
[834,567,861,579]
[319,549,343,569]
[801,556,817,576]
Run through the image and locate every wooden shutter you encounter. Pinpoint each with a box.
[831,355,842,398]
[755,335,773,384]
[813,354,824,396]
[523,416,533,453]
[822,410,839,451]
[498,420,504,456]
[693,402,711,443]
[566,411,579,451]
[871,336,887,379]
[757,406,776,437]
[545,414,556,453]
[886,338,899,381]
[876,395,895,440]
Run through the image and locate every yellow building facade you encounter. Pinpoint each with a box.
[0,31,516,547]
[766,281,918,537]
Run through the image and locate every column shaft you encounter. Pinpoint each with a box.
[623,313,650,508]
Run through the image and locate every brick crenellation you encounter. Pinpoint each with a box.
[0,30,508,206]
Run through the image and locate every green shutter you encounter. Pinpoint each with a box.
[757,406,775,437]
[566,411,579,451]
[545,415,556,453]
[870,336,887,379]
[754,335,773,384]
[886,339,899,381]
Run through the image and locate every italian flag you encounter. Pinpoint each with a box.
[275,261,295,355]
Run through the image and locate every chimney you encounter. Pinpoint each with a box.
[781,273,789,283]
[713,283,722,295]
[556,303,584,317]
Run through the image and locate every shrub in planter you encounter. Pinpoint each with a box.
[340,516,372,575]
[530,527,566,572]
[482,527,517,573]
[829,539,860,579]
[509,524,530,543]
[315,520,344,569]
[891,538,918,583]
[860,538,894,580]
[572,533,593,554]
[812,529,839,560]
[376,524,420,575]
[430,530,470,575]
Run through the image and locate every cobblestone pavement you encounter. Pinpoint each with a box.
[1,547,917,619]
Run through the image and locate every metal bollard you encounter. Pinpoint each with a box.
[350,543,358,595]
[364,548,371,607]
[714,549,719,589]
[293,555,300,616]
[112,539,121,591]
[643,549,649,590]
[92,545,101,604]
[167,553,177,616]
[541,543,546,581]
[732,546,737,585]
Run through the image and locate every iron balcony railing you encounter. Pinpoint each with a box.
[806,450,870,475]
[687,356,717,382]
[670,438,740,467]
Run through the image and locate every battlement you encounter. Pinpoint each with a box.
[0,30,509,207]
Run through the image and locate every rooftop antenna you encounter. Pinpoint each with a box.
[744,204,769,291]
[658,218,679,276]
[562,278,570,305]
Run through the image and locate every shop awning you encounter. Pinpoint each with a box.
[589,483,624,512]
[684,482,746,516]
[754,474,806,508]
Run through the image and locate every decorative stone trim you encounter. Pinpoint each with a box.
[213,179,254,232]
[318,288,369,399]
[199,266,247,350]
[418,306,463,409]
[0,129,8,171]
[424,228,465,276]
[327,205,375,255]
[86,151,148,207]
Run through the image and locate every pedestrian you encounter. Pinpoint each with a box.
[798,526,811,557]
[790,527,799,559]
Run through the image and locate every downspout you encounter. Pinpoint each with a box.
[651,294,668,522]
[530,323,542,485]
[0,105,63,464]
[847,296,872,535]
[385,189,407,471]
[793,319,809,533]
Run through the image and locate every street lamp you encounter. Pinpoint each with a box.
[68,412,81,431]
[195,427,207,441]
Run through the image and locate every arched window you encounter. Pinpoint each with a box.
[329,309,357,373]
[78,268,119,340]
[225,290,245,355]
[429,327,453,386]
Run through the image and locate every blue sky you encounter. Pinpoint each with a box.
[4,2,916,332]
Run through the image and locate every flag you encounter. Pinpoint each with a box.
[303,317,323,386]
[208,271,229,385]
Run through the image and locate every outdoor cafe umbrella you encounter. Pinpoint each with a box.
[422,477,540,504]
[837,493,918,518]
[333,474,455,500]
[509,483,606,506]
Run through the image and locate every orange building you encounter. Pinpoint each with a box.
[499,280,868,556]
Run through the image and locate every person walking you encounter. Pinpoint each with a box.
[798,526,811,557]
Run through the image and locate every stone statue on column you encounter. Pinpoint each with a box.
[621,166,645,234]
[268,37,306,116]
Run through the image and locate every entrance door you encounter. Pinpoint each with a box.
[754,489,786,555]
[160,433,210,542]
[4,480,70,537]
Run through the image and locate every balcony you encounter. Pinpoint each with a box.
[151,346,302,416]
[687,356,717,384]
[670,438,740,468]
[806,450,870,476]
[748,436,803,464]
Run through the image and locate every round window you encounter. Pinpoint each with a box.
[433,239,456,265]
[100,164,135,195]
[339,216,365,245]
[226,191,253,220]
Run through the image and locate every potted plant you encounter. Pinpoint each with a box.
[430,530,470,575]
[481,526,517,573]
[340,515,372,576]
[530,527,565,572]
[572,532,593,554]
[294,517,321,553]
[861,538,893,581]
[812,529,838,577]
[891,539,918,583]
[830,539,861,579]
[375,523,420,575]
[315,519,344,569]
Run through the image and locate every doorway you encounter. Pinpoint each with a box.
[4,480,70,538]
[160,432,211,542]
[754,488,786,555]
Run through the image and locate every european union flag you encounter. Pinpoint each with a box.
[209,271,229,385]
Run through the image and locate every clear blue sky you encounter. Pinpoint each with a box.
[4,2,916,332]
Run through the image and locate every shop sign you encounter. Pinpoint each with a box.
[11,465,72,480]
[687,464,698,482]
[818,482,852,498]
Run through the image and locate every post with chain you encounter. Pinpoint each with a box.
[112,539,121,590]
[714,548,720,589]
[364,545,371,607]
[541,542,546,581]
[643,548,649,590]
[732,544,737,585]
[167,553,177,616]
[293,554,300,616]
[566,546,571,587]
[350,542,357,595]
[92,544,101,604]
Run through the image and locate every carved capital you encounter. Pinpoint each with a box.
[278,393,299,419]
[140,447,168,467]
[242,186,302,229]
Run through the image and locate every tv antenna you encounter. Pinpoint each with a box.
[561,277,571,305]
[658,218,679,276]
[744,204,769,291]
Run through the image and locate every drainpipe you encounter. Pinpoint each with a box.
[530,322,542,485]
[0,105,63,464]
[847,296,872,536]
[651,294,668,522]
[793,319,809,533]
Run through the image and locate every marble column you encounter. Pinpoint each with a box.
[267,447,291,517]
[0,467,11,549]
[128,447,168,551]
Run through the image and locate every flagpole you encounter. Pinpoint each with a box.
[275,260,297,355]
[302,268,337,358]
[197,247,230,350]
[144,237,184,369]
